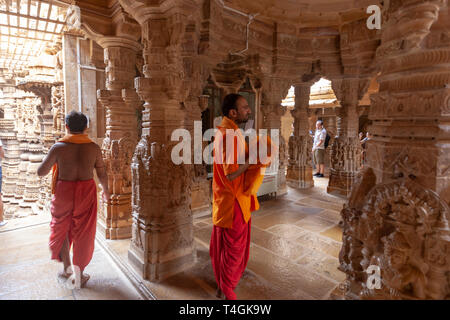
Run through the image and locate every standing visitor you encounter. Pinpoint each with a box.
[312,120,327,178]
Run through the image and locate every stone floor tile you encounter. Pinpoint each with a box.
[295,215,337,233]
[295,231,342,258]
[266,224,307,241]
[0,213,51,233]
[251,226,308,261]
[141,266,216,300]
[252,211,309,230]
[296,198,344,212]
[247,244,336,299]
[320,225,343,242]
[235,269,297,300]
[295,252,345,283]
[316,209,342,224]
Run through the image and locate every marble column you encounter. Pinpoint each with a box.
[287,84,314,189]
[97,40,141,240]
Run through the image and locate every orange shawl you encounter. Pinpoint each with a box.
[51,134,94,194]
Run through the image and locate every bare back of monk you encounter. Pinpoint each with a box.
[37,111,109,288]
[51,142,102,181]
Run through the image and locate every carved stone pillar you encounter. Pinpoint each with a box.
[25,142,45,214]
[287,84,314,189]
[327,78,367,196]
[260,77,290,195]
[339,0,450,300]
[51,85,65,140]
[97,40,141,240]
[17,81,54,213]
[185,95,211,217]
[261,103,288,195]
[0,87,19,213]
[127,13,195,282]
[323,112,337,175]
[12,93,44,217]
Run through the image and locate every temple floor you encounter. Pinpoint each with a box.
[0,215,144,300]
[0,177,346,300]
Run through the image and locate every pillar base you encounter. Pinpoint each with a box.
[128,242,196,283]
[191,180,211,219]
[277,169,288,196]
[327,169,358,197]
[97,219,132,240]
[286,165,314,189]
[128,217,196,282]
[287,179,314,189]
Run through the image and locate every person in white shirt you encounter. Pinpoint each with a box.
[312,120,327,178]
[0,139,5,227]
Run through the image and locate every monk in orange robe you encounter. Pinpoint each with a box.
[37,111,109,287]
[210,94,274,300]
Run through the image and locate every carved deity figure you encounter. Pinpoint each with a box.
[380,232,429,299]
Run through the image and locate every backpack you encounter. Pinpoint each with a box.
[324,133,331,149]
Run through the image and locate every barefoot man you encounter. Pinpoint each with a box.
[210,94,273,300]
[37,111,109,287]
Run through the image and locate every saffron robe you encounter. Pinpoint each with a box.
[210,117,276,300]
[212,117,275,228]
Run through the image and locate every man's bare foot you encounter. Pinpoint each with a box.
[216,288,225,299]
[58,270,72,279]
[57,265,73,279]
[80,274,90,288]
[68,273,90,289]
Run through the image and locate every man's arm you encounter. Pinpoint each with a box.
[37,145,58,176]
[313,131,325,150]
[314,139,324,149]
[0,146,4,160]
[94,145,110,201]
[226,163,250,182]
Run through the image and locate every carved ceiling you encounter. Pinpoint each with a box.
[0,0,68,74]
[220,0,384,27]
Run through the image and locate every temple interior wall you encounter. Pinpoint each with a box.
[0,0,448,300]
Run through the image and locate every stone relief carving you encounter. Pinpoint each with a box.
[288,135,312,167]
[340,168,450,300]
[51,85,65,138]
[329,137,362,172]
